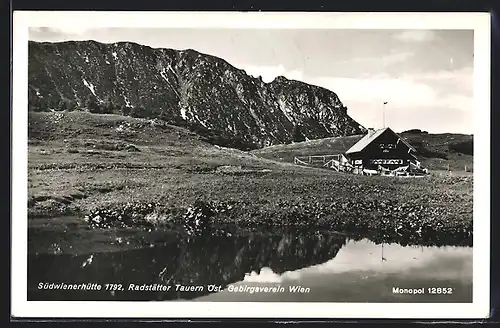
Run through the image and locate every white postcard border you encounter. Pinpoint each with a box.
[11,11,491,319]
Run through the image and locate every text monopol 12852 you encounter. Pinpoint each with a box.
[392,287,454,294]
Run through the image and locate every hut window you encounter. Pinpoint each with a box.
[379,143,396,150]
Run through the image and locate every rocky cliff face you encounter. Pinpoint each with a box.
[28,40,366,149]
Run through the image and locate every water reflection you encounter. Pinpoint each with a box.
[199,239,472,302]
[28,230,346,301]
[28,230,472,302]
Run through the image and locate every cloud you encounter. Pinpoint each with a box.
[243,268,282,283]
[344,99,472,133]
[314,66,473,112]
[242,267,301,283]
[315,76,436,108]
[29,26,94,42]
[392,30,437,42]
[301,240,471,276]
[29,27,49,33]
[404,66,473,96]
[54,26,91,36]
[243,64,304,83]
[306,66,473,133]
[335,51,415,69]
[237,240,471,286]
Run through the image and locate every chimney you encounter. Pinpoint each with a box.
[367,128,375,136]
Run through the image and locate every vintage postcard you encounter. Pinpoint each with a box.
[11,11,491,319]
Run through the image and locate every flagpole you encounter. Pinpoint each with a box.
[382,101,388,128]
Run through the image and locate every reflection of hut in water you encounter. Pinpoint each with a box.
[27,231,347,301]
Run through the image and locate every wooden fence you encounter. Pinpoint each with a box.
[293,154,354,172]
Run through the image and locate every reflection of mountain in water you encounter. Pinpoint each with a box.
[28,230,347,301]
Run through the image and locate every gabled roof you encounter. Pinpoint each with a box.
[345,127,416,154]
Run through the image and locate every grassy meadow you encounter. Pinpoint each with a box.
[27,112,473,254]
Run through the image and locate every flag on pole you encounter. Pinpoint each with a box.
[383,101,388,105]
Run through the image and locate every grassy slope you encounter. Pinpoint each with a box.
[28,112,473,253]
[250,132,473,172]
[27,111,311,253]
[28,111,308,216]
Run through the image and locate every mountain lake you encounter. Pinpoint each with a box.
[28,223,472,303]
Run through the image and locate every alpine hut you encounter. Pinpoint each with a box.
[345,127,425,176]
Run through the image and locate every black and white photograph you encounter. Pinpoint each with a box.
[11,11,491,318]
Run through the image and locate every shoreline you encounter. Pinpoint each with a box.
[28,195,473,256]
[28,170,473,253]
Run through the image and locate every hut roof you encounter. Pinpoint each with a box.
[345,127,416,154]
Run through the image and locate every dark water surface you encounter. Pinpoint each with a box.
[28,229,472,302]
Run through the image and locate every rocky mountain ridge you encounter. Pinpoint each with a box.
[28,40,366,149]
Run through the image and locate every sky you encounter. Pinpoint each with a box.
[29,27,474,134]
